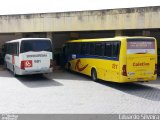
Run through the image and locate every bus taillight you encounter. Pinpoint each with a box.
[154,64,157,75]
[122,65,127,76]
[21,61,25,70]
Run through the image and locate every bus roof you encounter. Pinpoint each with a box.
[66,36,155,43]
[5,38,51,43]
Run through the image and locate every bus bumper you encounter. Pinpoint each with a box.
[16,68,53,75]
[119,75,157,83]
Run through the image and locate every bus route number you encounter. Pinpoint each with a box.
[112,64,118,69]
[34,60,41,63]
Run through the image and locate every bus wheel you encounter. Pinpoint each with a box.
[91,69,97,82]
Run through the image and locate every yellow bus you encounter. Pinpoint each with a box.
[62,36,157,83]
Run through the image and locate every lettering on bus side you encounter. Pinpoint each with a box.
[133,62,150,66]
[112,64,118,69]
[27,54,47,58]
[150,58,155,60]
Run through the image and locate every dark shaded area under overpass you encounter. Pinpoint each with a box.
[21,29,160,53]
[51,29,160,66]
[0,29,160,69]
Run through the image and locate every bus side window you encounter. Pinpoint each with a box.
[80,43,90,55]
[6,43,10,54]
[70,43,76,54]
[90,43,95,55]
[11,43,14,55]
[9,43,13,55]
[13,43,16,55]
[95,42,103,56]
[75,43,81,55]
[104,42,112,59]
[13,42,19,56]
[17,42,19,55]
[81,43,87,55]
[85,43,90,55]
[71,43,75,54]
[112,42,120,60]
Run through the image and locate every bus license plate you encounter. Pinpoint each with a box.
[137,78,144,81]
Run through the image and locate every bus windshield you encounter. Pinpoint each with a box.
[127,38,155,54]
[20,40,52,53]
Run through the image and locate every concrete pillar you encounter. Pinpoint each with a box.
[142,30,151,36]
[70,32,79,39]
[15,33,23,39]
[47,32,53,39]
[115,30,122,36]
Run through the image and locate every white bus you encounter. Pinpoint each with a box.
[3,38,53,76]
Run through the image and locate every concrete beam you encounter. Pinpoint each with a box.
[0,6,159,33]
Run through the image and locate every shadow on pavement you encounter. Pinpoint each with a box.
[46,70,91,81]
[16,74,63,88]
[0,69,14,78]
[98,80,160,101]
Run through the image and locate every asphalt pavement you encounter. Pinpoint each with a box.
[0,69,160,113]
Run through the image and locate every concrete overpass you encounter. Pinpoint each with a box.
[0,6,160,54]
[0,6,160,32]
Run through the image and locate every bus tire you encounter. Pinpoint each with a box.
[91,68,98,82]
